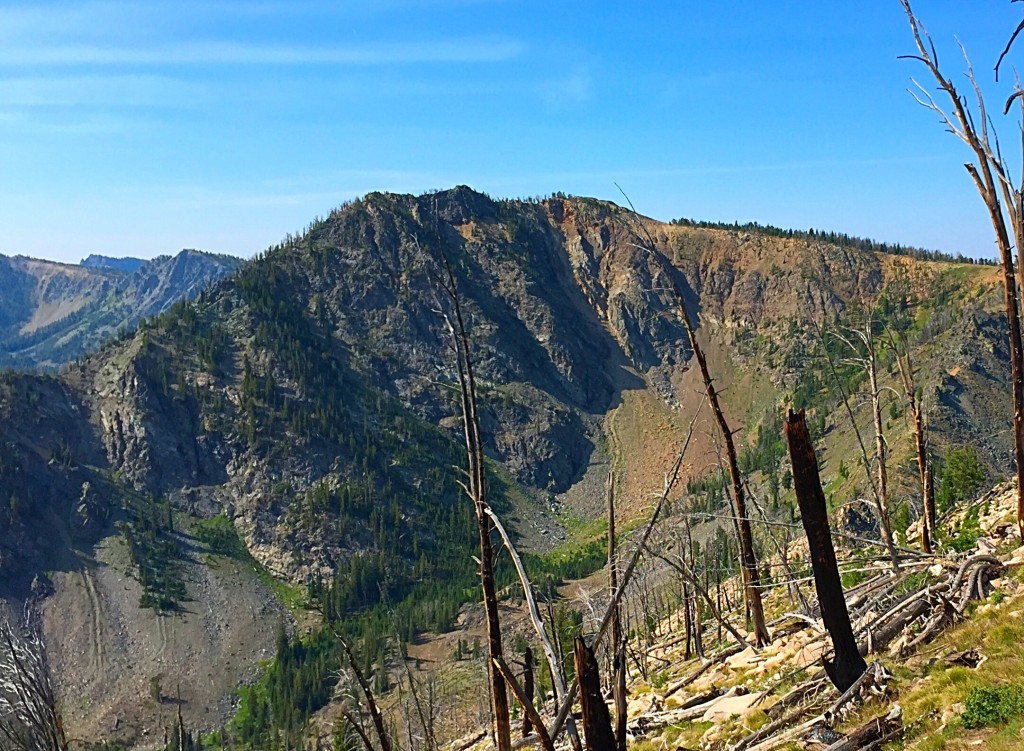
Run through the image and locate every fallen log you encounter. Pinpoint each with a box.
[450,732,488,751]
[677,686,725,710]
[858,597,929,655]
[664,645,743,697]
[822,705,902,750]
[733,676,827,751]
[666,686,747,723]
[765,673,827,719]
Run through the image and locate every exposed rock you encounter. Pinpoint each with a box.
[700,690,763,722]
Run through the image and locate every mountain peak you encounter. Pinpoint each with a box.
[80,254,146,273]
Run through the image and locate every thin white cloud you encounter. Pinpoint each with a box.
[0,4,103,41]
[0,74,205,107]
[0,39,524,66]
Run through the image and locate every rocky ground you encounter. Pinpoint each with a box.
[43,524,289,749]
[373,482,1024,751]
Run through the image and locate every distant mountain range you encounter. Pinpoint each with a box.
[80,254,147,273]
[0,249,244,370]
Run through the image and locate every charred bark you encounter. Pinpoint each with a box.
[785,409,867,692]
[606,474,627,751]
[522,647,535,740]
[573,637,616,751]
[340,639,392,751]
[436,249,512,751]
[492,656,555,751]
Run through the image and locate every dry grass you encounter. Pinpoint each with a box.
[871,566,1024,750]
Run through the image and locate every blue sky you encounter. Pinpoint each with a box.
[0,1,1020,263]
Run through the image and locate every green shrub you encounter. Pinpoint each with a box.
[944,505,982,553]
[841,568,870,589]
[962,684,1024,729]
[193,514,246,558]
[937,446,986,512]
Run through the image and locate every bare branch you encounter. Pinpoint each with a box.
[996,19,1024,80]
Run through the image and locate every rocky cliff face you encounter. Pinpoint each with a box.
[0,372,108,587]
[0,186,1012,745]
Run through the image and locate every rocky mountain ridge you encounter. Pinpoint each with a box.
[0,186,1014,747]
[81,254,147,273]
[0,248,244,370]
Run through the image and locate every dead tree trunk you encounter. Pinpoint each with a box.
[682,580,693,660]
[492,657,555,751]
[642,542,753,649]
[573,637,616,751]
[785,409,867,692]
[483,506,583,751]
[832,321,900,570]
[915,409,932,553]
[606,474,627,751]
[340,640,392,751]
[547,413,699,744]
[865,326,895,559]
[437,252,512,751]
[617,193,769,647]
[690,358,771,646]
[925,464,936,546]
[902,0,1024,542]
[522,647,535,740]
[894,340,933,553]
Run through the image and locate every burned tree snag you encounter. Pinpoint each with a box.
[607,474,627,751]
[682,581,693,660]
[340,639,393,751]
[916,411,932,554]
[573,637,616,751]
[829,320,899,570]
[522,647,535,740]
[681,313,770,646]
[785,409,867,692]
[616,195,769,647]
[435,249,512,751]
[925,464,936,548]
[901,0,1024,542]
[893,335,933,553]
[864,328,899,568]
[492,656,555,751]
